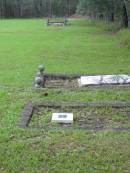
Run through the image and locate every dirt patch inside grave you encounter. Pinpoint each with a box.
[29,106,130,130]
[45,79,78,88]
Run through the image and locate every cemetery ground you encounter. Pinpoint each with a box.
[0,19,130,173]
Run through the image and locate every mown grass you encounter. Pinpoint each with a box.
[0,19,130,87]
[0,19,130,173]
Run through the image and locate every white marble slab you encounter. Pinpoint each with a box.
[78,75,130,86]
[52,113,73,124]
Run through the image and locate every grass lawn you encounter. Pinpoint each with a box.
[0,19,130,173]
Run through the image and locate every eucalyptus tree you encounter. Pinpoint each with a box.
[123,0,130,28]
[0,0,78,18]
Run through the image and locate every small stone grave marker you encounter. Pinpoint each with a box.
[52,113,73,124]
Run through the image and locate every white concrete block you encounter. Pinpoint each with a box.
[78,75,130,86]
[52,113,73,124]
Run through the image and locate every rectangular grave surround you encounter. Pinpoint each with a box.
[78,75,130,86]
[52,113,73,124]
[28,104,130,130]
[19,102,130,131]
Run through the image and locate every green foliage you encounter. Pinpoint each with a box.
[97,21,122,33]
[117,29,130,47]
[77,0,123,16]
[76,0,130,28]
[105,22,122,32]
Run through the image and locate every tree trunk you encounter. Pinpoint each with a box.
[123,0,130,28]
[110,12,115,22]
[123,4,128,27]
[17,0,23,18]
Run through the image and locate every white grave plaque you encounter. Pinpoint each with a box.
[52,113,73,124]
[78,75,130,87]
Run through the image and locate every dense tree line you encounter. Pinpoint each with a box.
[0,0,78,18]
[0,0,130,28]
[77,0,130,28]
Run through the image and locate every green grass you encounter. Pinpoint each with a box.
[0,19,130,173]
[0,19,130,87]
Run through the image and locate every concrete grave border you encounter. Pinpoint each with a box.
[18,102,34,128]
[33,65,130,89]
[34,73,130,90]
[19,101,130,131]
